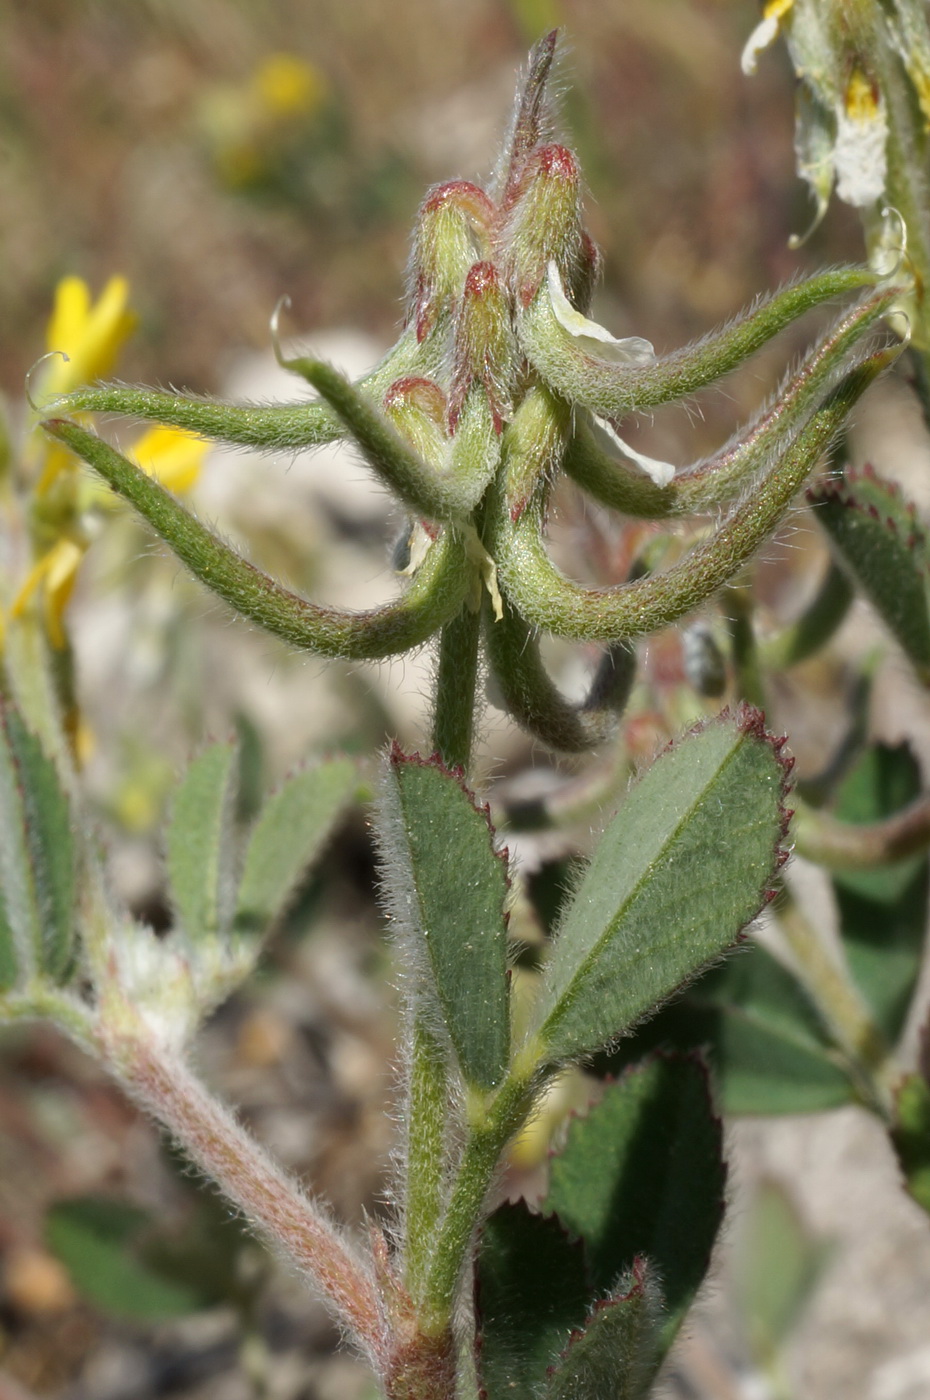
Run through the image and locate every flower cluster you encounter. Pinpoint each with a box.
[42,31,904,756]
[742,0,930,338]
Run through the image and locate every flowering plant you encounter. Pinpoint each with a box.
[1,22,928,1399]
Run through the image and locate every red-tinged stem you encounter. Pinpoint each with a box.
[384,1329,458,1400]
[114,1036,386,1362]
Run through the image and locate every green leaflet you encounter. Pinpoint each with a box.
[810,468,930,685]
[688,946,853,1113]
[46,1197,203,1322]
[596,942,855,1115]
[830,743,929,1044]
[0,699,75,986]
[475,1203,590,1400]
[544,1261,664,1400]
[532,709,789,1063]
[233,756,360,939]
[544,1056,724,1347]
[168,745,359,946]
[732,1181,827,1370]
[379,751,510,1090]
[167,743,239,945]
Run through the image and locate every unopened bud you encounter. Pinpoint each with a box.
[501,143,586,308]
[449,261,516,433]
[383,376,448,466]
[408,180,494,342]
[502,384,570,520]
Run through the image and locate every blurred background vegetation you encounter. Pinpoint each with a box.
[0,0,865,404]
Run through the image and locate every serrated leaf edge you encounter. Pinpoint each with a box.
[537,704,795,1057]
[388,743,513,904]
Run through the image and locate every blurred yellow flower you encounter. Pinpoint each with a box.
[252,53,326,120]
[128,425,211,495]
[11,537,85,650]
[43,276,137,401]
[35,276,138,491]
[17,278,207,652]
[20,428,209,647]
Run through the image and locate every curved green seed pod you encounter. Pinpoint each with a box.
[563,286,897,519]
[51,384,345,453]
[520,264,876,420]
[52,327,427,455]
[41,418,472,659]
[490,345,897,643]
[485,594,635,753]
[760,558,854,669]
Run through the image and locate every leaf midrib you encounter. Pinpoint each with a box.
[539,730,759,1046]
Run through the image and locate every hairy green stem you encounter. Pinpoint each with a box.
[878,40,930,353]
[433,602,481,770]
[794,793,930,868]
[109,1035,387,1360]
[403,1018,454,1304]
[419,1069,538,1335]
[775,888,897,1116]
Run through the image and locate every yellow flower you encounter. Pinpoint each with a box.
[251,54,326,120]
[14,428,207,651]
[128,425,210,494]
[42,276,137,401]
[11,537,86,650]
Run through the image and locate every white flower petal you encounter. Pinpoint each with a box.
[593,414,676,488]
[546,262,654,366]
[741,15,780,76]
[834,90,888,208]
